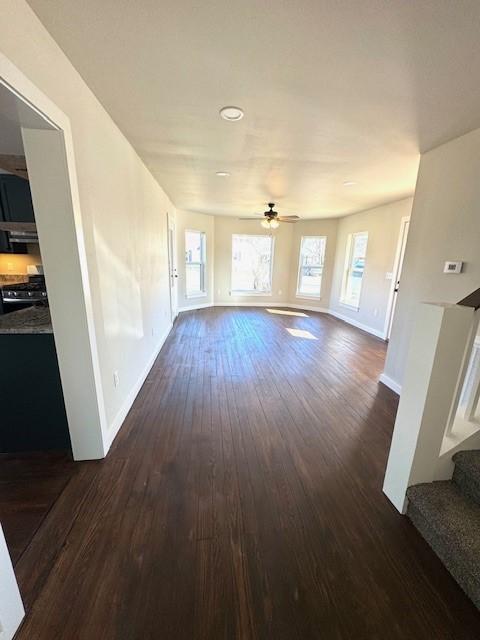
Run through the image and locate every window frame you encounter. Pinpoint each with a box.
[185,229,207,299]
[340,231,368,310]
[295,235,327,300]
[231,233,275,296]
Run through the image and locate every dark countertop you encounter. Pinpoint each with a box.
[0,306,53,334]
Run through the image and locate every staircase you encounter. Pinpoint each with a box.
[407,450,480,609]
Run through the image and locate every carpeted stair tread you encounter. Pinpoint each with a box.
[407,481,480,606]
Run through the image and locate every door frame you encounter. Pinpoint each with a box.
[383,215,410,340]
[0,53,107,460]
[167,211,178,322]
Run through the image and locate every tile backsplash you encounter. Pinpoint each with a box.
[0,248,42,275]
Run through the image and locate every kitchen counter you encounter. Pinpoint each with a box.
[0,305,53,334]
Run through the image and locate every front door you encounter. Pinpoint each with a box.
[387,217,410,340]
[167,213,178,322]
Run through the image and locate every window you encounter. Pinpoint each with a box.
[231,234,274,294]
[185,230,206,297]
[340,231,368,309]
[296,236,326,298]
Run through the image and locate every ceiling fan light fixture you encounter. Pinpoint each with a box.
[269,219,280,229]
[261,219,271,229]
[219,106,244,121]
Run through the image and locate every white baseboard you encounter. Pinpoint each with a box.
[379,372,402,395]
[181,302,385,338]
[328,309,386,340]
[215,301,288,307]
[288,303,330,314]
[178,301,213,312]
[105,321,173,451]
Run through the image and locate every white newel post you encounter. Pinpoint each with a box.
[383,303,476,513]
[0,524,24,639]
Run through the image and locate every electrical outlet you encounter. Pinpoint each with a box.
[113,371,120,388]
[278,289,283,295]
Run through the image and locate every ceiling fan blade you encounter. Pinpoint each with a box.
[238,217,263,220]
[278,217,299,222]
[278,215,300,220]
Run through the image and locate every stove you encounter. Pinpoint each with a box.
[1,275,48,309]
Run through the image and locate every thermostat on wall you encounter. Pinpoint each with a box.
[443,261,463,274]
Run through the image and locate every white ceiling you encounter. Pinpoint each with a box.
[27,0,480,218]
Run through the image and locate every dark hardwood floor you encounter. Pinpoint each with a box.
[0,452,75,565]
[11,307,480,639]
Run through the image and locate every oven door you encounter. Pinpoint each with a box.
[1,297,35,314]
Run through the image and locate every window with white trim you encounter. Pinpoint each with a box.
[185,230,206,297]
[340,231,368,309]
[296,236,326,298]
[231,234,274,294]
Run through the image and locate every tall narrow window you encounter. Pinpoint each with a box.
[185,230,206,297]
[296,236,327,298]
[340,231,368,309]
[231,234,274,294]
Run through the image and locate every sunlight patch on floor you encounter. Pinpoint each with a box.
[266,308,309,317]
[286,328,317,340]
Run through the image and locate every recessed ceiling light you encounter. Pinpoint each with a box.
[215,171,231,177]
[343,181,356,187]
[219,106,244,121]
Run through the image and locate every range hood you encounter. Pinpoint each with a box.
[0,221,38,243]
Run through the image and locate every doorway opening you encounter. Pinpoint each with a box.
[0,57,107,637]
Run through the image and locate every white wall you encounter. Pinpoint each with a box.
[384,129,480,389]
[329,198,413,336]
[0,1,175,447]
[176,209,214,310]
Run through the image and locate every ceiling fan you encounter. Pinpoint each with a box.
[239,203,300,229]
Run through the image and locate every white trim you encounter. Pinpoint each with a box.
[0,525,24,640]
[178,301,389,340]
[295,235,327,299]
[340,230,368,309]
[379,373,402,395]
[105,321,173,450]
[185,228,207,298]
[178,302,214,312]
[338,301,360,312]
[1,56,108,460]
[329,309,386,339]
[215,301,281,307]
[288,303,330,314]
[230,291,273,296]
[383,216,410,340]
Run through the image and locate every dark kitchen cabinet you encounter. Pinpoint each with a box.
[0,174,35,254]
